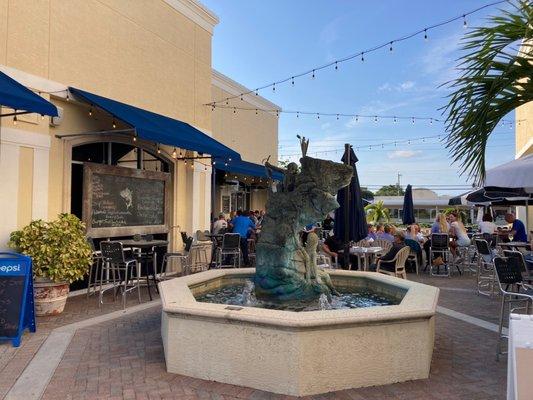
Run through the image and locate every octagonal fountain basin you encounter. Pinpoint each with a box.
[159,269,439,397]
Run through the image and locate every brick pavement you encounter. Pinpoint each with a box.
[2,273,509,399]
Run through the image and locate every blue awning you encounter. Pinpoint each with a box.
[0,71,58,116]
[69,87,240,160]
[215,158,283,181]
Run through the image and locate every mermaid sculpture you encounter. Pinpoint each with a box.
[255,138,353,301]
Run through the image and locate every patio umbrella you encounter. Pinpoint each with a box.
[485,154,533,193]
[448,187,531,206]
[402,184,415,225]
[334,146,367,243]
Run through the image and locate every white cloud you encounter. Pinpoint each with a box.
[387,150,422,159]
[420,32,462,86]
[378,81,416,92]
[319,17,343,46]
[321,122,332,130]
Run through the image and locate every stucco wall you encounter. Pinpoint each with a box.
[211,80,278,164]
[0,0,216,247]
[516,102,533,158]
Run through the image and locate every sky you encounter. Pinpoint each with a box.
[201,0,517,195]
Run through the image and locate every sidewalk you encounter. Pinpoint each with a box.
[1,273,507,400]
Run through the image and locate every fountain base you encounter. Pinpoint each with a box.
[159,268,439,397]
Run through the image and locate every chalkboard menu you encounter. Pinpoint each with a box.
[0,252,36,347]
[83,163,170,237]
[0,276,25,337]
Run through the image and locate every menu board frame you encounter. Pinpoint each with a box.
[82,163,171,238]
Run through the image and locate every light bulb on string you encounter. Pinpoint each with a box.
[157,145,161,154]
[312,69,315,79]
[374,116,378,123]
[296,112,299,118]
[255,89,258,96]
[172,148,177,158]
[412,117,415,124]
[424,29,428,41]
[225,99,229,105]
[317,113,320,120]
[335,61,338,70]
[41,114,44,120]
[132,133,137,142]
[389,42,393,52]
[184,159,188,165]
[233,107,236,114]
[255,109,258,115]
[88,107,93,117]
[13,115,17,125]
[272,83,276,92]
[361,52,365,62]
[430,118,433,125]
[463,15,467,28]
[393,116,397,123]
[291,77,295,86]
[355,115,359,123]
[112,118,117,129]
[240,94,243,101]
[336,114,339,120]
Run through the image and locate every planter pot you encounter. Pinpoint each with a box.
[33,278,70,316]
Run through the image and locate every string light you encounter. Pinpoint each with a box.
[157,145,161,154]
[13,115,17,125]
[172,148,177,158]
[132,133,137,142]
[112,118,117,129]
[88,107,93,117]
[205,1,504,106]
[41,114,44,120]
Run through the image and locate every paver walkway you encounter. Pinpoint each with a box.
[1,272,509,399]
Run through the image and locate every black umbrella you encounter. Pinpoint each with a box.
[448,187,530,206]
[402,184,415,225]
[334,146,368,243]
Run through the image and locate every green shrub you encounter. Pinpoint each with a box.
[8,213,92,283]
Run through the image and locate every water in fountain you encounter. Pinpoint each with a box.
[242,280,257,306]
[197,282,399,312]
[318,293,332,310]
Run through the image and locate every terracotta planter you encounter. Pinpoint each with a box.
[33,278,70,316]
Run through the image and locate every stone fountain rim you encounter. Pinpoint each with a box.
[159,269,439,330]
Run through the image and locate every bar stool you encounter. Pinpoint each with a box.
[99,241,141,310]
[86,237,103,298]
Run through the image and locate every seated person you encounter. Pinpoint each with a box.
[372,232,406,272]
[212,214,228,234]
[323,214,334,231]
[505,213,528,242]
[322,234,359,270]
[380,225,395,242]
[375,224,385,238]
[365,225,377,242]
[478,213,497,235]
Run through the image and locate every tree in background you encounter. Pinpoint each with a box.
[364,200,391,223]
[375,185,405,196]
[443,1,533,182]
[360,187,374,200]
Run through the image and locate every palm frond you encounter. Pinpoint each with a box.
[443,0,533,183]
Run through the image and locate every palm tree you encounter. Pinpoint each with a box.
[443,1,533,183]
[365,201,391,223]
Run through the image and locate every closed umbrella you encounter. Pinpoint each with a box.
[334,146,368,244]
[402,184,415,225]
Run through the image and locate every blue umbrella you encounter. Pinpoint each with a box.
[334,147,368,243]
[402,184,415,225]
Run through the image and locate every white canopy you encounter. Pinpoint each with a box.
[485,154,533,193]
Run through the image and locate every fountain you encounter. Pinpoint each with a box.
[159,140,439,396]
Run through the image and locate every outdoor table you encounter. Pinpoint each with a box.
[499,242,531,251]
[120,239,169,276]
[349,246,383,271]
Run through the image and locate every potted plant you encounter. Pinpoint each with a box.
[8,213,92,316]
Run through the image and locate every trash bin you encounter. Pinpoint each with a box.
[0,252,36,347]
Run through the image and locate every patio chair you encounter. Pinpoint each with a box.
[376,246,410,279]
[86,237,103,298]
[374,239,392,257]
[215,233,241,268]
[161,236,209,277]
[475,239,497,297]
[503,250,532,283]
[405,238,422,275]
[494,256,533,360]
[429,233,453,277]
[99,241,141,310]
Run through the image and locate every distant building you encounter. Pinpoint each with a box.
[373,188,452,223]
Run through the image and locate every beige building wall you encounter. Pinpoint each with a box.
[0,0,219,248]
[211,70,280,214]
[211,70,279,164]
[516,103,533,158]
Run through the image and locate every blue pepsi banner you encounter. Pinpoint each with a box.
[0,252,36,347]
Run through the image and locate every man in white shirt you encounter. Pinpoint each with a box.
[212,214,228,234]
